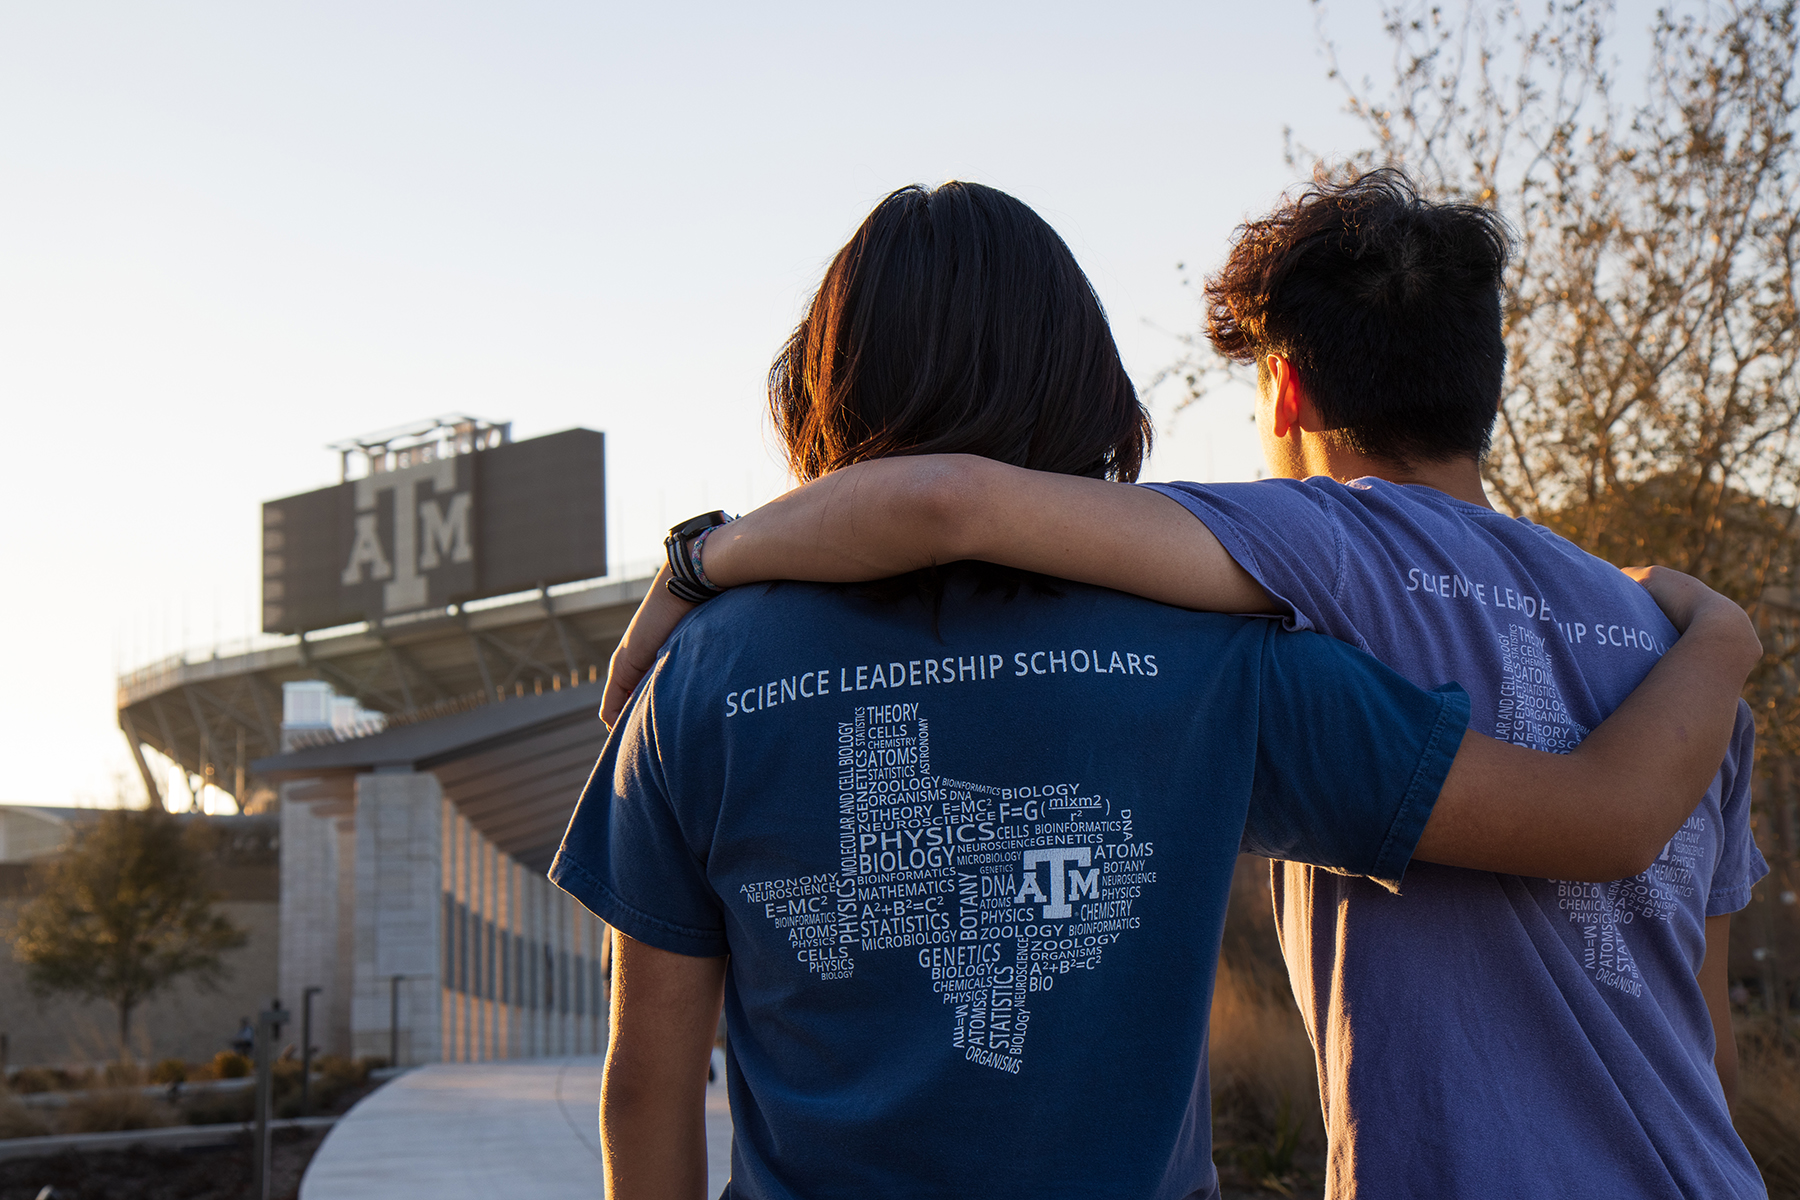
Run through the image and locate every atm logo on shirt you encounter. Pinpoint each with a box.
[739,702,1161,1074]
[1014,848,1099,919]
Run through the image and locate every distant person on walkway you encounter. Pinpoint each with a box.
[231,1017,255,1059]
[610,170,1768,1198]
[561,181,1759,1200]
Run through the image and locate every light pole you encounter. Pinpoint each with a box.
[252,997,288,1200]
[389,974,430,1068]
[300,986,323,1116]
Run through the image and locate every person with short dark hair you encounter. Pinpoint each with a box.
[573,180,1760,1199]
[1205,168,1511,468]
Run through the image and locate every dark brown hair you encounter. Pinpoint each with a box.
[771,182,1150,483]
[1205,167,1513,466]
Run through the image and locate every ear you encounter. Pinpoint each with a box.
[1265,354,1304,440]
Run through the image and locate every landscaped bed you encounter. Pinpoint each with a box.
[0,1125,326,1200]
[0,1053,388,1199]
[1,1054,384,1139]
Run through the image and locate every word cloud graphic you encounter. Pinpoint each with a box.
[1496,622,1691,999]
[738,703,1156,1074]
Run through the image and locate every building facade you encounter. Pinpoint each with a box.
[268,674,621,1065]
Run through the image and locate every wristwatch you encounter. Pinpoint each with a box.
[664,510,735,603]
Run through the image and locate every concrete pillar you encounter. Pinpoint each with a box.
[525,871,539,1057]
[279,778,354,1056]
[479,833,492,1059]
[456,813,469,1062]
[351,769,444,1065]
[450,810,465,1063]
[333,816,357,1056]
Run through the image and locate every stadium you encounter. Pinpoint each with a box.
[109,417,648,1066]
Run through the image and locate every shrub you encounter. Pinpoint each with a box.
[5,1068,57,1095]
[317,1055,374,1091]
[60,1089,172,1134]
[286,1054,379,1115]
[102,1061,145,1088]
[181,1086,255,1126]
[211,1051,251,1079]
[272,1058,304,1094]
[148,1058,188,1085]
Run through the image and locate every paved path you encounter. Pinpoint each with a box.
[299,1057,733,1199]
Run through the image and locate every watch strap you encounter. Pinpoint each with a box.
[664,510,734,603]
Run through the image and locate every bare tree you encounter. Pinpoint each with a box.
[1171,0,1800,758]
[9,807,248,1059]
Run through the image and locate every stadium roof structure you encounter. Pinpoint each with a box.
[116,574,655,814]
[251,680,607,872]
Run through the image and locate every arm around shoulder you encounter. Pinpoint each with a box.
[703,453,1278,612]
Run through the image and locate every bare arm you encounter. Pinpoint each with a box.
[604,564,695,728]
[704,454,1273,608]
[602,931,726,1200]
[602,455,1271,724]
[1415,570,1759,881]
[1699,914,1738,1110]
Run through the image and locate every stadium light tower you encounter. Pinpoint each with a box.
[327,414,512,484]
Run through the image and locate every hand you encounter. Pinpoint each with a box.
[1622,565,1760,663]
[1622,565,1736,631]
[602,565,695,727]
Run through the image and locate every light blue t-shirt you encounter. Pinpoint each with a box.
[1147,477,1767,1200]
[551,569,1470,1200]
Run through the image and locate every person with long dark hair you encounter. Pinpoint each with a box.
[556,181,1757,1200]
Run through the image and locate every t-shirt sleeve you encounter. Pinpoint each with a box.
[1142,480,1358,644]
[548,668,728,958]
[1708,699,1769,916]
[1243,627,1471,893]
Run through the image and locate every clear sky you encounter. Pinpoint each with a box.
[0,1,1392,808]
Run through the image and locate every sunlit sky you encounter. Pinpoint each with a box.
[0,1,1402,808]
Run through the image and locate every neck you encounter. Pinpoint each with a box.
[1296,439,1494,509]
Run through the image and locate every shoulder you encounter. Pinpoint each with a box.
[1140,478,1344,566]
[1144,477,1334,522]
[663,580,855,662]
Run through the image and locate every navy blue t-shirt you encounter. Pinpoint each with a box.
[552,570,1470,1200]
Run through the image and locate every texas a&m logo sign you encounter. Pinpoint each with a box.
[261,424,605,634]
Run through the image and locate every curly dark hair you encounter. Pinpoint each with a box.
[1205,167,1513,466]
[770,181,1150,484]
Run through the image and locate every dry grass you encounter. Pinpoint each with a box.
[59,1088,174,1134]
[180,1085,255,1126]
[1210,960,1319,1128]
[101,1060,146,1087]
[3,1067,60,1094]
[0,1091,50,1140]
[1210,856,1323,1192]
[1212,859,1800,1198]
[1736,1016,1800,1199]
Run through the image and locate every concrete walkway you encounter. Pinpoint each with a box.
[299,1057,733,1199]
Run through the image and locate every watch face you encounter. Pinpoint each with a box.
[669,510,731,538]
